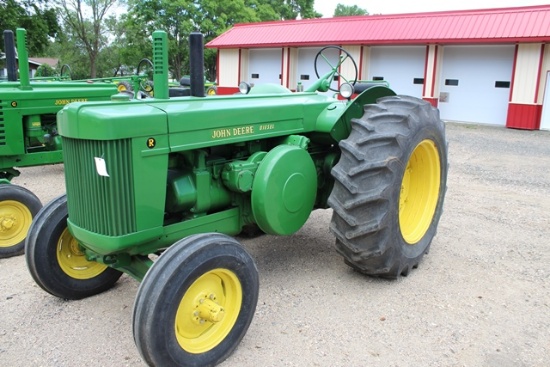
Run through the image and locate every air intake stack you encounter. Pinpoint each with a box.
[15,28,31,90]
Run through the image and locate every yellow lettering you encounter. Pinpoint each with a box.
[259,124,275,131]
[212,126,254,139]
[232,126,254,136]
[212,128,231,139]
[54,98,88,106]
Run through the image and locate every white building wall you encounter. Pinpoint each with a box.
[240,49,249,85]
[341,45,362,84]
[437,45,514,125]
[218,49,240,88]
[248,48,282,85]
[512,43,543,104]
[296,47,340,91]
[368,46,426,98]
[360,46,370,80]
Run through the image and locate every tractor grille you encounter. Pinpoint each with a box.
[63,137,137,236]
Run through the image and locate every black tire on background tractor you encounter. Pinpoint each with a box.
[0,184,42,258]
[25,195,122,299]
[133,233,259,367]
[328,95,448,279]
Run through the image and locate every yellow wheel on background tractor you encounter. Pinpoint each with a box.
[0,184,42,258]
[329,95,448,278]
[206,85,217,95]
[117,80,132,93]
[25,195,122,300]
[133,233,259,367]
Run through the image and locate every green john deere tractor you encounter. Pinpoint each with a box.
[26,30,448,366]
[0,28,157,258]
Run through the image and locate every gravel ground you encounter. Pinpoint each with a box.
[1,122,549,367]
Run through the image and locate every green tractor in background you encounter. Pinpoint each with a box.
[26,30,448,366]
[0,28,163,258]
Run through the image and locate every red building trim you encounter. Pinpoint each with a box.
[280,48,284,86]
[359,46,364,80]
[217,87,240,95]
[422,45,429,97]
[509,44,519,102]
[216,49,220,84]
[238,49,242,84]
[506,103,542,130]
[431,45,439,101]
[286,48,291,88]
[534,44,546,103]
[423,98,439,107]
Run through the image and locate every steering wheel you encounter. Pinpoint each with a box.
[314,46,358,92]
[136,58,154,96]
[60,64,72,79]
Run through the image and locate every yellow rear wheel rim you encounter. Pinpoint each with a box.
[0,200,32,247]
[175,269,242,354]
[399,139,441,244]
[56,228,108,279]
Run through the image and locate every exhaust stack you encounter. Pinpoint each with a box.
[4,30,17,82]
[189,32,205,97]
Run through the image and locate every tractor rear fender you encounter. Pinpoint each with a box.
[314,86,396,143]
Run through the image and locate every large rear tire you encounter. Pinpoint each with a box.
[25,195,122,299]
[329,95,448,278]
[0,184,42,258]
[133,233,259,367]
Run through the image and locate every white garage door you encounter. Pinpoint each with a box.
[540,71,550,130]
[297,47,340,92]
[438,45,514,125]
[368,46,426,98]
[248,48,282,85]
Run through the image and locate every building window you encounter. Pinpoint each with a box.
[495,81,510,88]
[300,74,310,80]
[445,79,459,86]
[251,73,259,79]
[413,78,424,85]
[333,76,339,81]
[373,76,384,81]
[279,74,282,79]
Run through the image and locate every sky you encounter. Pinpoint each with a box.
[314,0,549,17]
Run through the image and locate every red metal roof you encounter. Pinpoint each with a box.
[206,5,550,49]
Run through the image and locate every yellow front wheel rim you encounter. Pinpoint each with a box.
[175,269,242,354]
[56,228,108,279]
[0,200,32,247]
[399,139,441,244]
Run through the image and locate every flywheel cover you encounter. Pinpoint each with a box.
[252,145,317,235]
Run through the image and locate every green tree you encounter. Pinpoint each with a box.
[105,13,152,76]
[57,0,118,78]
[0,0,60,56]
[35,63,56,77]
[334,3,368,17]
[126,0,321,81]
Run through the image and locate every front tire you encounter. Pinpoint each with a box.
[25,195,122,299]
[0,184,42,258]
[329,95,448,278]
[133,233,259,367]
